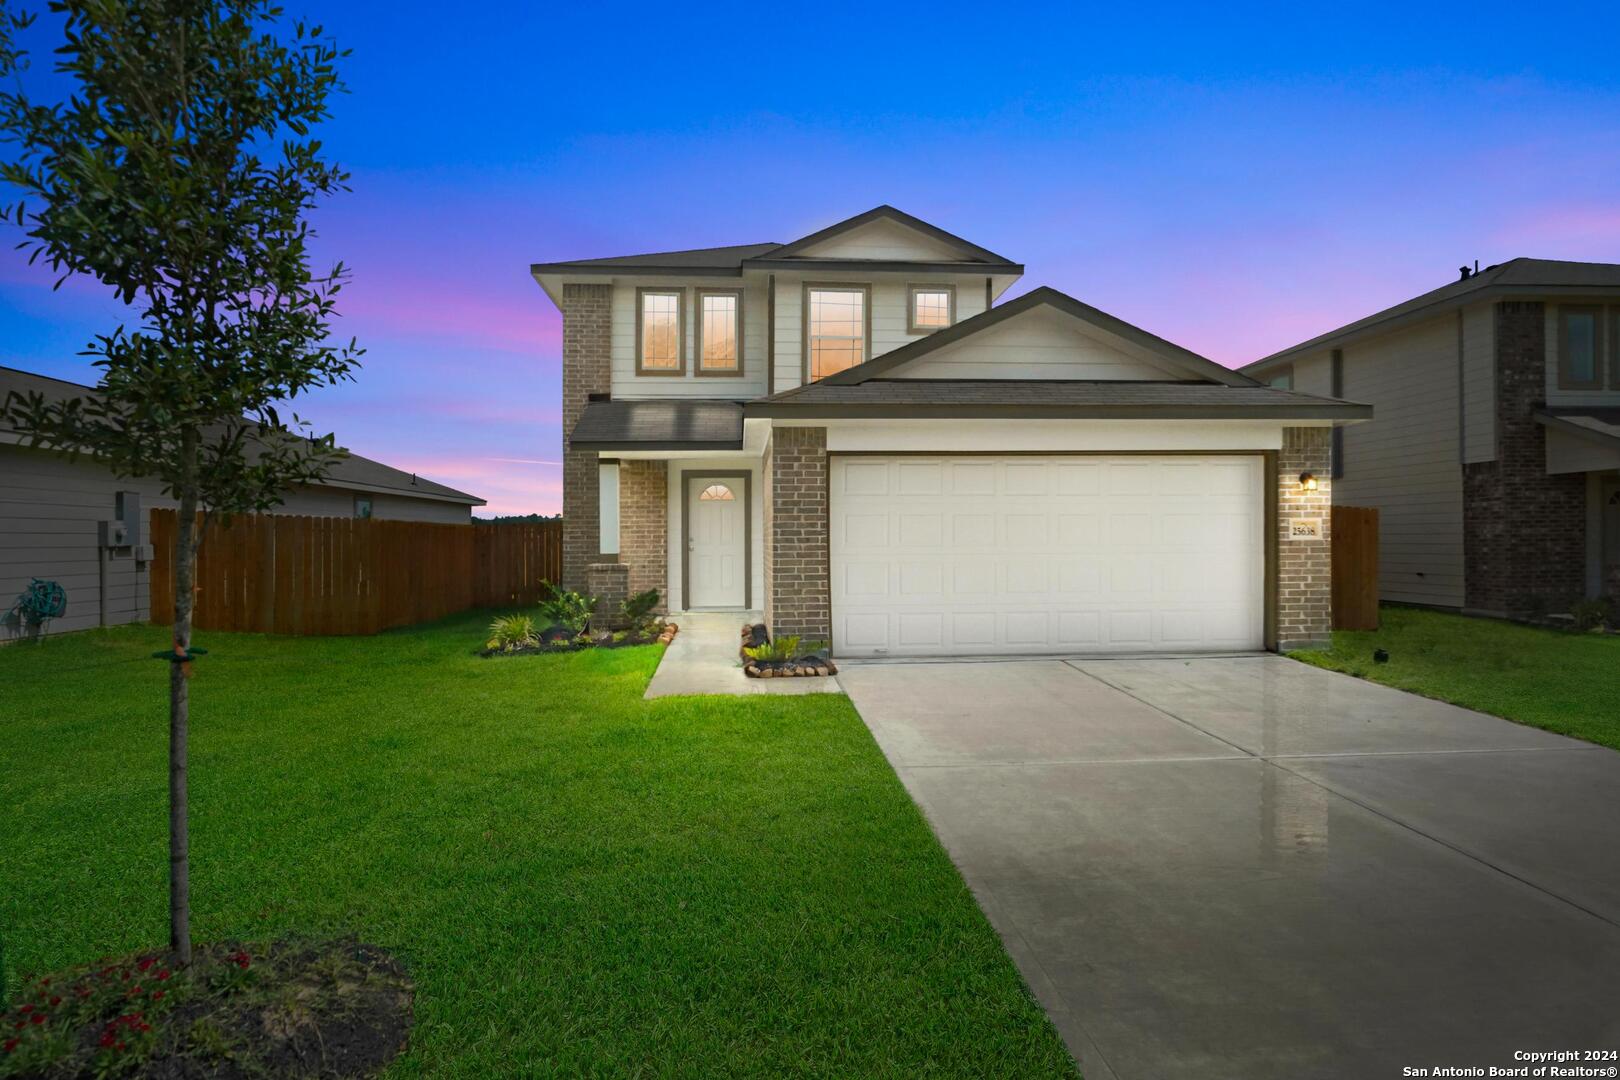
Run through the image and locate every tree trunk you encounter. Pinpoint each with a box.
[170,486,197,965]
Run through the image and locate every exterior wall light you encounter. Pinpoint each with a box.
[1299,472,1318,492]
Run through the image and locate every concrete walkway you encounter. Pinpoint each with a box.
[839,655,1620,1080]
[643,611,845,699]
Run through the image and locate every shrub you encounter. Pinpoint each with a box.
[744,635,798,663]
[620,589,661,627]
[743,636,828,663]
[538,583,597,634]
[486,614,537,652]
[1569,597,1612,633]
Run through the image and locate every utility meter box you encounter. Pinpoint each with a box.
[115,490,142,547]
[99,519,129,548]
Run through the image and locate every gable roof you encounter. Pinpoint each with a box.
[1244,257,1620,374]
[0,366,485,506]
[816,286,1260,388]
[529,206,1023,279]
[755,205,1019,267]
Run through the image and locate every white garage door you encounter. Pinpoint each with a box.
[829,455,1265,657]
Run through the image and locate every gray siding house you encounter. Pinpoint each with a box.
[1242,259,1620,615]
[2,366,484,638]
[535,206,1370,657]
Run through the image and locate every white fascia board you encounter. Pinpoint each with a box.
[817,419,1295,453]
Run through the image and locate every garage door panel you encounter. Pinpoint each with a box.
[843,513,889,549]
[950,462,996,494]
[829,455,1265,658]
[841,461,889,495]
[952,514,995,546]
[897,462,943,495]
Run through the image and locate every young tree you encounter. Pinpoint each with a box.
[0,0,360,964]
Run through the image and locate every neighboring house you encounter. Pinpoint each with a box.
[1241,259,1620,616]
[2,365,485,637]
[532,206,1369,657]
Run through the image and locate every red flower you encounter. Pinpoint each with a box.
[17,1006,31,1014]
[29,1014,44,1026]
[137,958,155,972]
[99,1031,116,1048]
[156,969,171,981]
[48,996,61,1007]
[3,1038,17,1053]
[115,1041,126,1051]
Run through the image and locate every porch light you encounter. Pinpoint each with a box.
[1299,472,1318,492]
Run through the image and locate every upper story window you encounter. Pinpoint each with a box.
[697,289,742,375]
[908,285,955,333]
[805,285,869,381]
[1558,305,1603,390]
[1267,367,1294,390]
[636,288,684,375]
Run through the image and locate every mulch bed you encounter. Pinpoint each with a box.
[1,938,411,1079]
[739,623,837,679]
[482,621,677,658]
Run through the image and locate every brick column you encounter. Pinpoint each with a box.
[619,459,668,612]
[561,283,612,591]
[586,562,628,631]
[1462,301,1586,614]
[764,427,829,641]
[1277,427,1332,651]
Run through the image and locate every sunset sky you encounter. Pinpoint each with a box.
[2,1,1616,515]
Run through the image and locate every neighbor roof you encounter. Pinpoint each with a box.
[817,286,1261,388]
[746,379,1370,421]
[0,366,485,505]
[1244,258,1620,374]
[570,398,744,451]
[1535,407,1620,450]
[529,205,1024,278]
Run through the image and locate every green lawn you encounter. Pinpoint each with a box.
[1291,605,1620,752]
[0,615,1076,1077]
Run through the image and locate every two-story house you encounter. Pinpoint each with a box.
[1242,259,1620,617]
[531,206,1369,657]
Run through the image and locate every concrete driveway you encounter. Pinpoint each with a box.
[838,656,1620,1080]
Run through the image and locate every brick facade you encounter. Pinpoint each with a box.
[763,427,830,641]
[1277,427,1333,651]
[618,459,668,612]
[1462,302,1586,614]
[586,562,628,631]
[560,283,612,591]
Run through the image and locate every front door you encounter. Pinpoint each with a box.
[688,475,747,608]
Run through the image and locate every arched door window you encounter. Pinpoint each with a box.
[699,484,735,501]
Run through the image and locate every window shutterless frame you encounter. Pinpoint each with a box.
[695,288,744,377]
[1612,308,1620,388]
[802,282,872,383]
[906,283,956,334]
[1557,304,1604,390]
[635,286,686,376]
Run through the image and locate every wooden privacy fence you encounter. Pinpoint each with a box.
[1331,505,1380,631]
[149,509,562,635]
